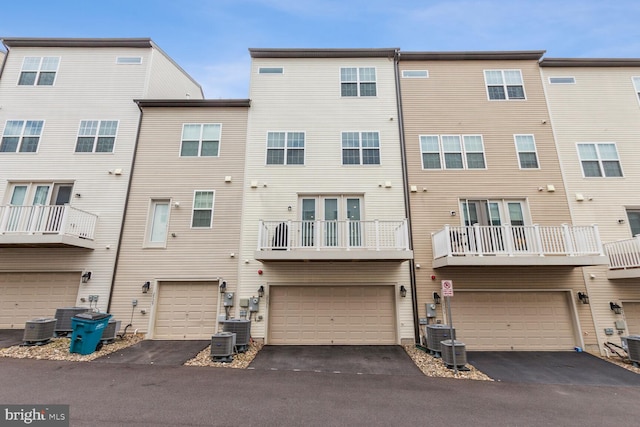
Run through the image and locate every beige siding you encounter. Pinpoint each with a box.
[108,106,248,334]
[146,48,203,99]
[400,58,597,350]
[241,56,414,343]
[542,66,640,353]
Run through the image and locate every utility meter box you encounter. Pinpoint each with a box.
[425,303,437,318]
[249,297,260,312]
[223,292,235,307]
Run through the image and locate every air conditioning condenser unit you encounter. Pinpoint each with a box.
[23,318,57,345]
[211,332,236,363]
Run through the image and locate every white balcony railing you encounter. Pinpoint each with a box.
[257,219,411,252]
[0,205,98,241]
[432,224,604,259]
[605,236,640,270]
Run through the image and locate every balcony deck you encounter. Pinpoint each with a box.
[432,224,607,268]
[605,236,640,279]
[255,219,413,261]
[0,205,97,249]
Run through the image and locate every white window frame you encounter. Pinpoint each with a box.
[18,56,60,86]
[180,124,222,157]
[402,70,429,78]
[144,199,171,248]
[0,120,45,153]
[549,76,576,84]
[514,134,540,169]
[419,135,486,170]
[265,131,305,165]
[633,77,640,106]
[258,67,284,74]
[191,190,215,229]
[116,56,143,64]
[340,67,377,97]
[484,69,526,100]
[74,120,119,153]
[341,131,381,165]
[577,143,624,178]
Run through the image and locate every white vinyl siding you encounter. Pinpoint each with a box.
[340,67,376,97]
[577,143,623,177]
[420,135,486,169]
[266,132,305,165]
[514,134,540,169]
[18,56,60,86]
[191,190,215,228]
[180,124,221,157]
[75,120,118,153]
[0,120,44,153]
[484,69,525,100]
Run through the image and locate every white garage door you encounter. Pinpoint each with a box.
[623,302,640,335]
[153,281,218,340]
[450,291,576,351]
[269,286,396,345]
[0,272,80,329]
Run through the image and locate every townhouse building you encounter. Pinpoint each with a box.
[398,51,607,352]
[107,99,250,338]
[540,58,640,351]
[0,38,202,329]
[239,49,416,345]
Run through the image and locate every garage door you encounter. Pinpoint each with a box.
[153,281,218,340]
[269,286,396,345]
[0,272,80,329]
[623,302,640,335]
[450,291,576,351]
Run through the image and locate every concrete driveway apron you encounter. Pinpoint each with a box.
[467,351,640,385]
[249,345,422,375]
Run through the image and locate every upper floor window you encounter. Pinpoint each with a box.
[116,56,142,64]
[484,70,525,100]
[420,135,486,169]
[340,67,376,97]
[342,132,380,165]
[402,70,429,78]
[192,190,215,228]
[0,120,44,153]
[633,77,640,103]
[145,199,170,248]
[18,57,59,86]
[75,120,118,153]
[266,132,304,165]
[181,124,221,157]
[514,135,539,169]
[549,77,576,84]
[577,143,623,177]
[258,67,283,74]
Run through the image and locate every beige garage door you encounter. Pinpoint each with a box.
[450,291,576,351]
[153,281,218,340]
[623,302,640,335]
[0,272,80,329]
[269,286,396,345]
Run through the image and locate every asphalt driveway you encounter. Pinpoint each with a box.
[93,340,210,366]
[467,351,640,386]
[249,345,422,375]
[0,329,24,348]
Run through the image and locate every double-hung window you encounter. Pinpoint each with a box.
[18,57,60,86]
[181,124,221,157]
[75,120,118,153]
[266,132,304,165]
[1,120,44,153]
[342,132,380,165]
[340,67,376,97]
[484,70,525,100]
[420,135,486,169]
[192,191,215,228]
[577,143,623,177]
[514,135,539,168]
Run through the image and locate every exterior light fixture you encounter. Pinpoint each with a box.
[258,285,265,298]
[219,281,227,294]
[400,285,407,298]
[577,292,589,304]
[142,281,151,293]
[610,302,622,315]
[433,292,441,305]
[81,272,92,283]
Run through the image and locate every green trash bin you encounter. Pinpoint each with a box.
[69,312,112,355]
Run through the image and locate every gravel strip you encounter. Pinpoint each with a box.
[596,355,640,374]
[403,345,494,381]
[0,334,144,362]
[184,341,264,368]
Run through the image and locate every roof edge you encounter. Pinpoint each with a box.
[2,38,153,48]
[135,99,251,108]
[249,48,399,58]
[540,58,640,67]
[399,51,545,61]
